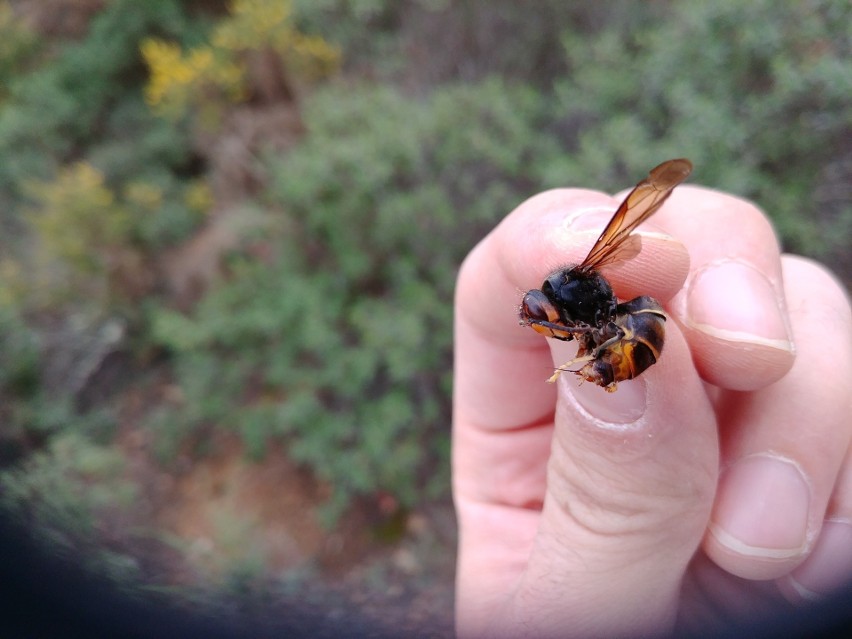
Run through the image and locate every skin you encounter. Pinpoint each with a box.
[453,185,852,638]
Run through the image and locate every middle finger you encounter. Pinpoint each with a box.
[645,185,796,391]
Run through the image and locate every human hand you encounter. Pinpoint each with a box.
[452,182,852,638]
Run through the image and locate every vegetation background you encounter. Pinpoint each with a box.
[0,0,848,635]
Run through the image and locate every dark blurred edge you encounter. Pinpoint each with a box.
[0,517,390,639]
[683,586,852,639]
[2,513,850,639]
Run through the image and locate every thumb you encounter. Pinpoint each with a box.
[514,323,718,637]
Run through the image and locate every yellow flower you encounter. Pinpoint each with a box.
[141,0,338,120]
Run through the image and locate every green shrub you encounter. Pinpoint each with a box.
[291,0,849,275]
[0,304,40,400]
[0,0,205,247]
[141,0,340,123]
[0,1,41,100]
[0,303,79,447]
[150,79,557,519]
[0,431,137,571]
[291,0,604,87]
[544,0,850,265]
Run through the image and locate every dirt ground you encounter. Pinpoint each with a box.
[110,387,457,637]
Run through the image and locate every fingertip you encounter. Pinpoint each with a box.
[494,188,617,285]
[704,454,811,581]
[672,258,796,391]
[571,375,648,425]
[494,188,690,303]
[550,318,716,461]
[778,520,852,604]
[607,224,691,303]
[676,327,795,391]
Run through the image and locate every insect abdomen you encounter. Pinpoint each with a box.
[582,297,666,389]
[620,297,666,369]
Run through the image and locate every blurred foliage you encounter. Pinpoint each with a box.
[27,162,129,271]
[8,161,209,313]
[290,0,850,268]
[0,1,223,313]
[0,1,41,100]
[0,303,76,467]
[23,162,131,305]
[141,36,246,121]
[0,430,140,580]
[0,0,205,247]
[124,176,214,248]
[0,0,211,564]
[213,0,340,76]
[542,0,851,264]
[291,0,615,86]
[142,0,339,122]
[0,304,41,433]
[1,432,134,535]
[150,79,551,519]
[0,297,121,454]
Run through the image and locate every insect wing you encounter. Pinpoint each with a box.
[580,158,692,271]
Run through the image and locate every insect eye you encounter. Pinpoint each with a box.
[521,290,560,323]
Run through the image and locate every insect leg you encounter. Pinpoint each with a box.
[547,354,596,383]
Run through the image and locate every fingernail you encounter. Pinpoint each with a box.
[571,373,647,425]
[686,261,793,351]
[786,520,852,601]
[563,207,613,231]
[548,340,647,425]
[567,209,675,242]
[710,454,810,559]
